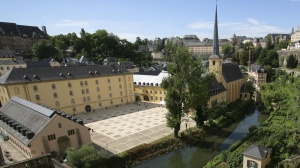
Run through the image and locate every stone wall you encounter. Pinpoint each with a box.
[277,49,300,66]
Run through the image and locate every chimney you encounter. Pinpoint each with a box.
[41,26,47,36]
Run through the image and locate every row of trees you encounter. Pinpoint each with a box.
[32,29,153,67]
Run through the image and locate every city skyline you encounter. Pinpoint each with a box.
[2,0,299,42]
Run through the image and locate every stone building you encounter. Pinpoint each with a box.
[0,22,48,56]
[0,96,91,158]
[0,65,134,114]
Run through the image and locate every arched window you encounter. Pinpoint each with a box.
[68,82,72,88]
[33,85,38,91]
[213,60,215,65]
[121,98,123,103]
[110,100,113,105]
[55,101,60,107]
[119,84,122,89]
[87,96,90,102]
[99,102,102,107]
[69,91,73,96]
[82,89,85,94]
[35,95,40,101]
[84,81,88,86]
[120,91,123,96]
[73,107,76,112]
[53,93,58,98]
[80,81,83,86]
[86,89,89,94]
[52,84,56,90]
[71,99,75,104]
[118,77,121,82]
[98,94,101,100]
[96,87,100,92]
[83,97,86,102]
[95,80,99,85]
[14,87,19,94]
[107,78,110,83]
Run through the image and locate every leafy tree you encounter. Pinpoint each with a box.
[277,40,289,50]
[265,34,274,50]
[161,43,210,136]
[286,54,298,69]
[66,145,107,168]
[222,43,234,58]
[32,40,59,60]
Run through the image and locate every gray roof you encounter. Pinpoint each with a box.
[209,78,226,96]
[0,22,47,39]
[243,145,272,159]
[222,63,244,83]
[0,96,84,146]
[25,60,51,68]
[0,50,16,58]
[0,60,25,65]
[0,65,131,84]
[240,83,249,93]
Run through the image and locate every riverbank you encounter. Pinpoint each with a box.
[103,100,258,167]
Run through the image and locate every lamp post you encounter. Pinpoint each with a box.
[246,46,253,72]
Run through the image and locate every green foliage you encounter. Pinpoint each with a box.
[66,145,107,168]
[32,40,59,60]
[277,40,289,50]
[222,43,235,58]
[248,125,257,132]
[286,54,298,69]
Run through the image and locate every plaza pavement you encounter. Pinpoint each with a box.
[77,102,196,155]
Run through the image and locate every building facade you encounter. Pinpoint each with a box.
[0,96,91,158]
[0,65,134,114]
[0,22,48,56]
[0,50,26,76]
[249,65,267,87]
[243,145,272,168]
[291,26,300,43]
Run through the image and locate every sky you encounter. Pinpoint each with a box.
[2,0,300,42]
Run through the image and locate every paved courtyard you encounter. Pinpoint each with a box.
[77,102,196,154]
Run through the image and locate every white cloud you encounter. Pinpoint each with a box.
[187,18,289,39]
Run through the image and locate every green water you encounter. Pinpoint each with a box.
[134,109,269,168]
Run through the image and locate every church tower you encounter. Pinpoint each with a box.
[209,4,222,82]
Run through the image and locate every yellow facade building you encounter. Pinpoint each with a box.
[133,72,168,103]
[0,65,134,114]
[243,145,272,168]
[0,96,92,158]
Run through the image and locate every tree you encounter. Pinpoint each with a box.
[66,145,107,168]
[161,43,210,136]
[222,43,232,58]
[286,54,298,69]
[277,40,289,50]
[32,40,59,60]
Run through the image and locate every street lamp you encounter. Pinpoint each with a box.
[246,46,253,72]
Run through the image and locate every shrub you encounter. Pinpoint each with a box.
[248,125,257,133]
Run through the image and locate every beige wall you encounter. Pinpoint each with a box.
[209,58,223,82]
[208,91,227,108]
[291,31,300,43]
[1,115,91,158]
[243,153,271,168]
[188,46,223,55]
[134,85,166,103]
[0,74,135,114]
[224,78,244,103]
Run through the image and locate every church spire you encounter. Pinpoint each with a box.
[210,4,221,58]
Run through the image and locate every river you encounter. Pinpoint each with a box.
[134,109,268,168]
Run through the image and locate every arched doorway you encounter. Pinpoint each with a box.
[85,105,91,113]
[144,95,149,101]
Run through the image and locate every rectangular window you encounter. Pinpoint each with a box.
[58,123,61,128]
[47,134,56,141]
[68,129,75,136]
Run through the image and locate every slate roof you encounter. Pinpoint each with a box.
[0,22,19,36]
[0,96,84,146]
[17,25,47,39]
[243,145,272,159]
[0,60,25,65]
[240,83,249,93]
[25,60,51,68]
[0,50,16,58]
[209,78,226,96]
[222,63,244,83]
[0,65,131,84]
[0,22,47,39]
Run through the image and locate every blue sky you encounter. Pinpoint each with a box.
[2,0,300,42]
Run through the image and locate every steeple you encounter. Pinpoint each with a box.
[209,4,221,58]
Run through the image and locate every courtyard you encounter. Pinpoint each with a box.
[77,102,196,154]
